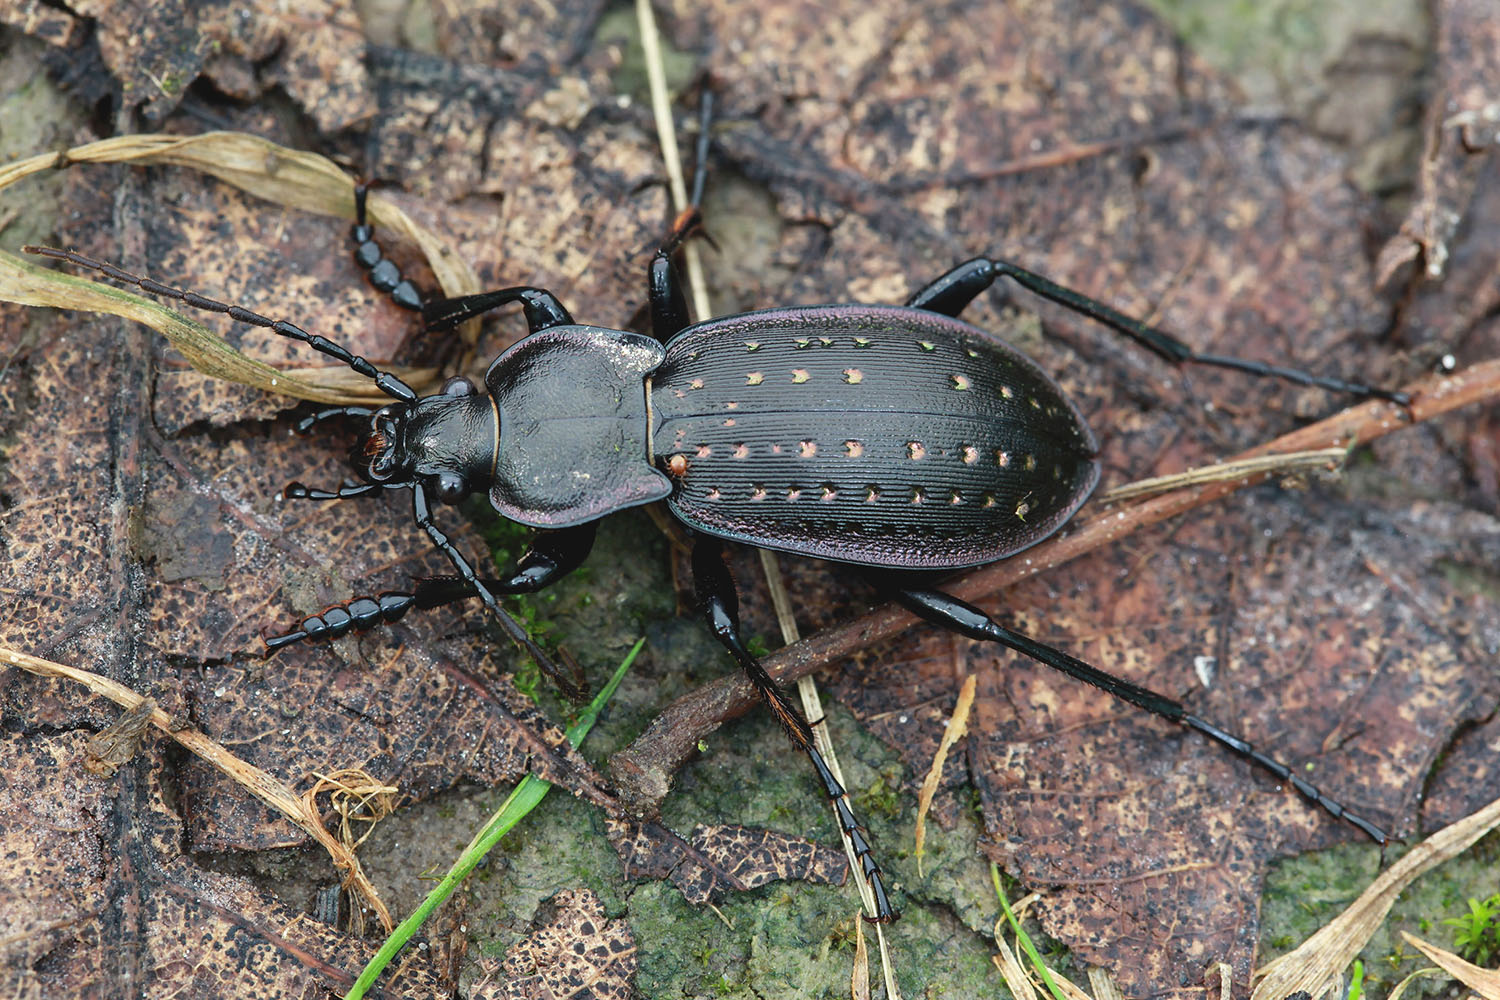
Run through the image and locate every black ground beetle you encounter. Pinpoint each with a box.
[28,181,1407,924]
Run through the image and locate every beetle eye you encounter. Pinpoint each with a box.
[442,376,476,397]
[434,472,467,504]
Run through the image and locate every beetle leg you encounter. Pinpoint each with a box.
[350,181,423,313]
[648,91,715,344]
[422,287,574,334]
[263,523,598,653]
[693,539,897,922]
[264,589,429,652]
[648,251,692,343]
[907,255,1408,404]
[282,480,403,501]
[648,184,707,343]
[411,483,587,699]
[894,586,1390,844]
[904,257,1004,318]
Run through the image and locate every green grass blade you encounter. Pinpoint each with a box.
[346,637,646,999]
[992,862,1069,1000]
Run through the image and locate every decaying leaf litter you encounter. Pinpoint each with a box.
[1,0,1499,998]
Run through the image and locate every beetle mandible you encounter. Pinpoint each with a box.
[27,178,1407,923]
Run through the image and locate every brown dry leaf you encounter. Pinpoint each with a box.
[7,0,375,128]
[427,0,610,69]
[479,888,636,1000]
[605,817,847,907]
[0,728,446,997]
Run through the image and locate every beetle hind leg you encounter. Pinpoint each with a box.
[904,257,1005,318]
[905,256,1408,404]
[693,539,897,922]
[895,586,1390,843]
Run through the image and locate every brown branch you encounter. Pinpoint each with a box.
[607,360,1500,816]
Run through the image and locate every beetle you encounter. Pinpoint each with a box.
[26,183,1406,923]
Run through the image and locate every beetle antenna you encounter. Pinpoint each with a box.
[295,406,376,435]
[23,246,418,403]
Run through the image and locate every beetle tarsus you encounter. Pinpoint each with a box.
[295,406,375,434]
[281,480,388,501]
[263,591,416,654]
[264,527,599,696]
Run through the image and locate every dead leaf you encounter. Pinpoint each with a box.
[481,888,636,1000]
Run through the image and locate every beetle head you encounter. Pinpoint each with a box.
[351,376,493,505]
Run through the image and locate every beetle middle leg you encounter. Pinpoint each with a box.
[894,586,1389,843]
[422,286,575,334]
[906,257,1409,404]
[693,538,896,922]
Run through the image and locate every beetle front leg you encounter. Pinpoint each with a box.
[411,484,587,699]
[264,524,597,653]
[282,480,402,501]
[693,539,896,922]
[894,586,1389,843]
